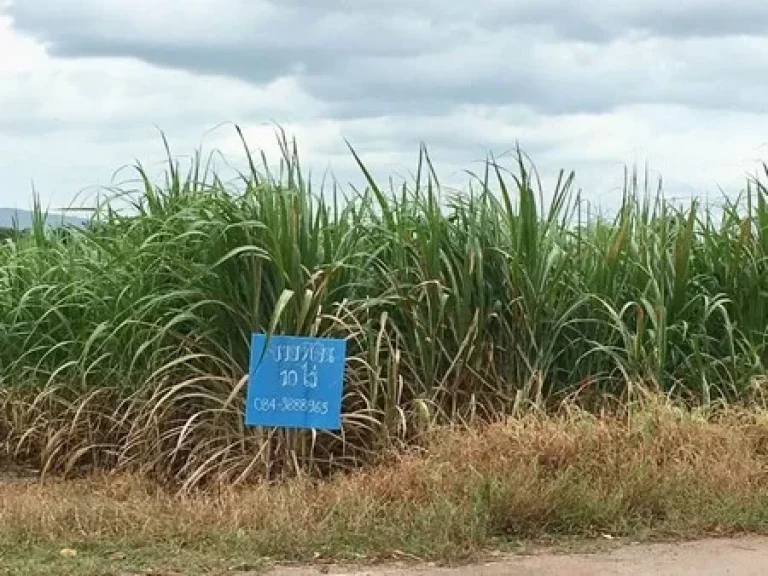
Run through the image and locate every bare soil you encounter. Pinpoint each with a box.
[266,536,768,576]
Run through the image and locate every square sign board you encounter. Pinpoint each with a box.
[245,333,346,430]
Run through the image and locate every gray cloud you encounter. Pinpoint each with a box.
[8,0,768,120]
[3,0,768,211]
[301,34,768,118]
[7,1,456,83]
[480,0,768,41]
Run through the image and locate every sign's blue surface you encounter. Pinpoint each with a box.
[245,333,346,430]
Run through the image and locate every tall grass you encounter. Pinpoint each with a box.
[0,128,766,489]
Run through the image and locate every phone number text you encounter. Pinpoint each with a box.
[252,396,329,415]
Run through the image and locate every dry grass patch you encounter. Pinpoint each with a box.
[2,400,768,574]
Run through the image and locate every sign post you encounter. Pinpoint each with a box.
[245,333,346,430]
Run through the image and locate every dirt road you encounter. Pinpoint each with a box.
[267,536,768,575]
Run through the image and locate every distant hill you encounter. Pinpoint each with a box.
[0,208,88,230]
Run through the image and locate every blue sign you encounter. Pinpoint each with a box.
[245,333,346,430]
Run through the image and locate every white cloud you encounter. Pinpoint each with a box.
[1,0,767,215]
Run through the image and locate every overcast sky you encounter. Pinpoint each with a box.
[3,0,768,214]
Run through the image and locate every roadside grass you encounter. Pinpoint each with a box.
[3,396,768,575]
